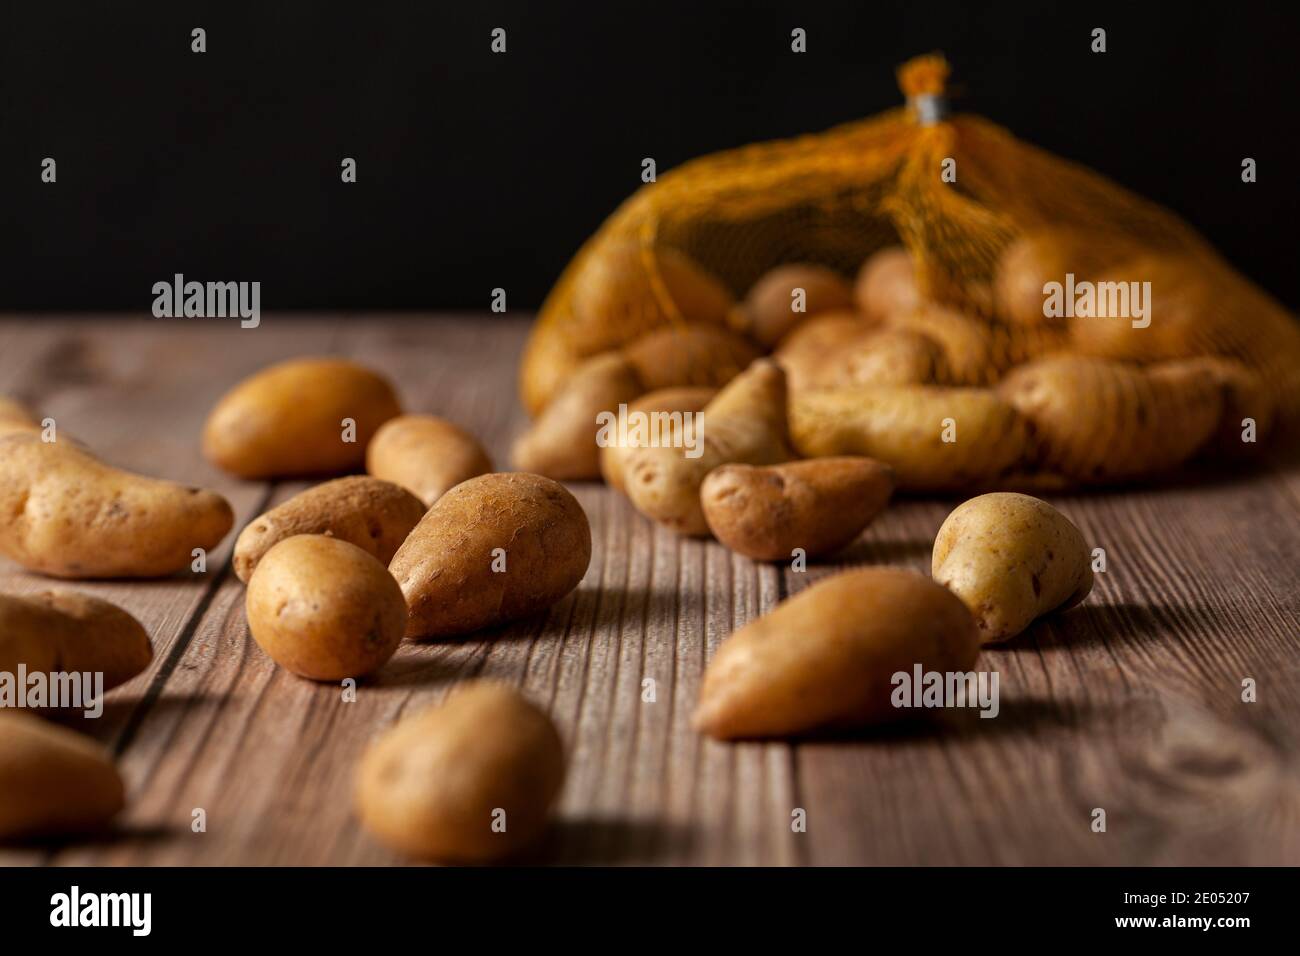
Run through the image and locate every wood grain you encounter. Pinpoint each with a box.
[1,314,1297,866]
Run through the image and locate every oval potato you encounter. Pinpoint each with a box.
[0,712,125,840]
[233,476,426,583]
[729,263,854,348]
[390,473,592,639]
[354,681,565,862]
[0,432,234,579]
[203,358,402,479]
[246,535,407,680]
[700,457,894,561]
[366,415,492,506]
[693,569,979,739]
[932,493,1093,644]
[854,246,921,321]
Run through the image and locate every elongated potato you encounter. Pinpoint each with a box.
[203,358,402,478]
[246,535,407,680]
[511,353,643,480]
[932,493,1093,644]
[694,569,979,739]
[0,432,234,578]
[624,360,793,536]
[354,681,565,863]
[233,476,426,583]
[700,457,894,560]
[599,386,717,492]
[998,356,1223,483]
[0,713,125,840]
[0,591,153,692]
[390,473,591,639]
[729,263,854,347]
[854,246,921,321]
[789,386,1030,490]
[366,415,492,506]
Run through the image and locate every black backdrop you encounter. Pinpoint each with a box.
[4,1,1297,311]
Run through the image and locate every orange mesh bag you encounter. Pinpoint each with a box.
[519,54,1300,471]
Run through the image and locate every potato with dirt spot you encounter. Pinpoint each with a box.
[390,473,591,639]
[0,431,234,579]
[624,360,793,536]
[932,493,1093,644]
[354,680,565,862]
[203,357,402,478]
[365,415,492,506]
[700,458,894,561]
[0,590,153,692]
[245,535,407,680]
[234,476,426,583]
[693,569,978,739]
[0,712,125,840]
[728,263,854,347]
[789,386,1030,491]
[599,386,717,492]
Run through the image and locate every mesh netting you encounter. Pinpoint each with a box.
[520,54,1300,439]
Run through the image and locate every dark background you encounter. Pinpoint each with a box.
[3,1,1297,311]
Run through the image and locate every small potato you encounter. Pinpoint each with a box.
[366,415,492,506]
[819,328,944,387]
[773,310,874,391]
[234,476,427,583]
[203,357,402,479]
[621,324,761,392]
[789,386,1030,490]
[0,432,234,579]
[390,473,592,639]
[511,353,643,480]
[599,386,717,492]
[0,712,125,840]
[854,246,921,321]
[700,458,894,560]
[0,590,153,692]
[623,360,793,536]
[729,263,854,347]
[354,681,565,863]
[693,569,978,739]
[932,493,1093,643]
[246,535,406,680]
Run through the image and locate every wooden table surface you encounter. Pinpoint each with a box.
[1,314,1298,867]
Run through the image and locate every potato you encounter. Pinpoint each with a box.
[233,476,426,583]
[700,457,894,561]
[599,386,716,492]
[0,590,153,692]
[886,303,1000,385]
[565,241,735,355]
[511,353,643,480]
[0,432,234,578]
[0,397,39,436]
[622,324,761,391]
[365,414,492,506]
[728,263,854,347]
[518,320,584,418]
[819,327,944,387]
[998,356,1223,483]
[854,246,921,321]
[789,386,1030,490]
[203,357,402,478]
[773,309,874,391]
[932,493,1093,644]
[993,228,1127,326]
[354,681,565,862]
[0,712,125,840]
[693,569,979,739]
[245,535,407,680]
[390,473,591,639]
[1188,357,1277,455]
[624,359,793,536]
